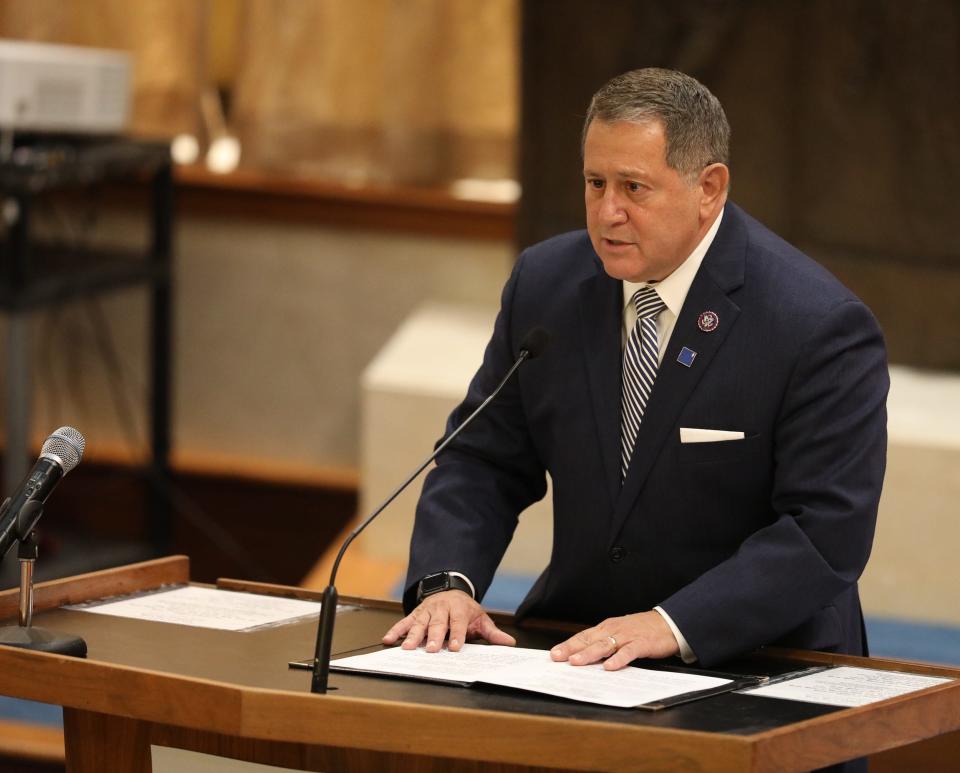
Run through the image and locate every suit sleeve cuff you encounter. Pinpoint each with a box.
[449,571,476,599]
[654,606,697,663]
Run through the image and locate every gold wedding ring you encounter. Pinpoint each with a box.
[607,635,618,653]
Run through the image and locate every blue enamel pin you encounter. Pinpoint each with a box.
[677,347,697,367]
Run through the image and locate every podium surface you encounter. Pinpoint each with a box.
[0,557,957,772]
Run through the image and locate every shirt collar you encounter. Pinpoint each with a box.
[622,207,724,317]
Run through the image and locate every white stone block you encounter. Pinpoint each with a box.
[860,365,960,626]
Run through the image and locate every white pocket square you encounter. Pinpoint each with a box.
[680,427,746,444]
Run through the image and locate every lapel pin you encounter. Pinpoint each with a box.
[677,347,697,367]
[697,311,719,333]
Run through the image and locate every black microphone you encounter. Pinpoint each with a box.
[310,327,550,693]
[0,427,86,560]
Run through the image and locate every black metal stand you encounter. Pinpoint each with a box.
[310,585,339,693]
[0,527,87,657]
[0,137,174,554]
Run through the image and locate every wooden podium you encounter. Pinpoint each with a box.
[0,557,958,772]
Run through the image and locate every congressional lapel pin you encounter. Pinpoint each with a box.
[677,347,697,367]
[697,311,719,333]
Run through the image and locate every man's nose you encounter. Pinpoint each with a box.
[598,189,627,224]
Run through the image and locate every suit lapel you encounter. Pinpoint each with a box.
[578,265,623,509]
[610,204,748,542]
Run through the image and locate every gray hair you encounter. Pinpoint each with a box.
[583,68,730,178]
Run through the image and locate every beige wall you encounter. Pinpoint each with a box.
[0,212,514,478]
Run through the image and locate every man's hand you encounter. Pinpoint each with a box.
[550,610,679,671]
[382,590,517,652]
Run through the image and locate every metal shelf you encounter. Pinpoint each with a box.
[0,243,169,311]
[0,138,173,553]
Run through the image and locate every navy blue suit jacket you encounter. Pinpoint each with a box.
[405,203,888,667]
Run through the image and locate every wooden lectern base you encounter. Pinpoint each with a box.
[64,710,561,772]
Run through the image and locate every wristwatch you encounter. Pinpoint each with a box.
[416,571,473,603]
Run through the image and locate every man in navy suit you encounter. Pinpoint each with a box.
[383,68,888,673]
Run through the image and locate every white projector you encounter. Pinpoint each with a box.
[0,39,131,134]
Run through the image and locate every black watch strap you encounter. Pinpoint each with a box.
[417,571,473,603]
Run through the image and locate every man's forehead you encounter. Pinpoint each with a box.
[583,119,668,173]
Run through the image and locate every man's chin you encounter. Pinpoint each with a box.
[597,253,649,283]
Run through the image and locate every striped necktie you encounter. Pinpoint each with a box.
[620,287,666,479]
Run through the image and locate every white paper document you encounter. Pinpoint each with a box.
[332,644,732,708]
[68,585,323,632]
[744,666,952,708]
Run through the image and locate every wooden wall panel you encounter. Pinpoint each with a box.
[232,0,517,184]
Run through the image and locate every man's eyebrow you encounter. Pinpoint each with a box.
[582,166,652,179]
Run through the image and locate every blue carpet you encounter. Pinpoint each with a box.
[477,572,538,612]
[865,617,960,666]
[0,696,62,726]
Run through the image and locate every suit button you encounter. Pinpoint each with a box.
[610,546,626,563]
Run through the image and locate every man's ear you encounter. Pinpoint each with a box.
[699,163,729,212]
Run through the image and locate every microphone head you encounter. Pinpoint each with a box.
[519,327,550,360]
[40,427,85,474]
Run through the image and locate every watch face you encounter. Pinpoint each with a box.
[420,572,450,596]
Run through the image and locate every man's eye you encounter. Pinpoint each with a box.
[586,179,603,189]
[626,182,642,193]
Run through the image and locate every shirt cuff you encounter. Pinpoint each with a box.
[653,606,697,664]
[449,571,476,599]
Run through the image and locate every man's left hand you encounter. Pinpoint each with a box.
[550,610,680,671]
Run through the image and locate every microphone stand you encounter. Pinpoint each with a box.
[0,499,87,656]
[310,349,534,693]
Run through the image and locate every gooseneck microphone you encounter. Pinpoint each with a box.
[310,327,550,693]
[0,427,86,560]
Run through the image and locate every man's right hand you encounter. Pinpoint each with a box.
[381,590,516,653]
